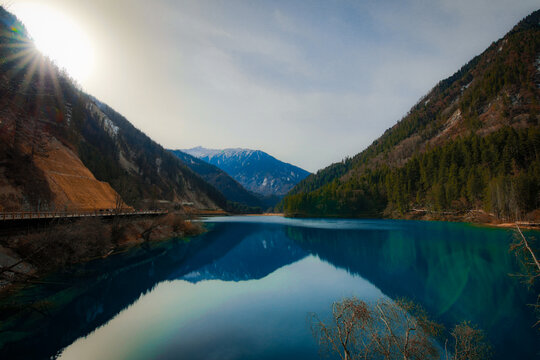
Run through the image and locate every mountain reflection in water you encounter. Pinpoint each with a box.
[0,217,537,360]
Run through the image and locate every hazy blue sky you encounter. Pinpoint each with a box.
[8,0,539,171]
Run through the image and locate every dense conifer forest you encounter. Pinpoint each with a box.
[283,127,540,219]
[281,10,540,221]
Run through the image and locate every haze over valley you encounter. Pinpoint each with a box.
[0,2,539,360]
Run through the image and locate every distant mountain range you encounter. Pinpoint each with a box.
[169,150,266,210]
[181,147,310,197]
[282,9,540,221]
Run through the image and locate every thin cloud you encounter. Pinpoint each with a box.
[9,0,540,172]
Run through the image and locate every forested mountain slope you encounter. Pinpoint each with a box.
[0,7,225,211]
[282,9,540,221]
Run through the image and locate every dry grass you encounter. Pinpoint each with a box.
[0,213,204,279]
[114,213,204,245]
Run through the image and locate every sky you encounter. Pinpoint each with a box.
[7,0,540,172]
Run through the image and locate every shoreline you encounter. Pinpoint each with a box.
[2,211,537,296]
[246,213,284,217]
[280,211,540,230]
[0,213,205,296]
[472,222,540,231]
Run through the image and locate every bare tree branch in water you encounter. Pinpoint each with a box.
[449,322,491,360]
[310,297,490,360]
[310,297,441,360]
[510,224,540,327]
[310,298,372,360]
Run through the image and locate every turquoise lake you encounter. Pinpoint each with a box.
[0,216,538,359]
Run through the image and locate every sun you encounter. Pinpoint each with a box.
[10,3,94,83]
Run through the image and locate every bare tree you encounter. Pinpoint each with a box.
[311,297,490,360]
[113,191,124,215]
[449,321,491,360]
[110,191,125,243]
[510,225,540,326]
[310,297,442,360]
[310,297,372,360]
[110,178,132,243]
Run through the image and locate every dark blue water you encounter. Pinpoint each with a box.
[0,217,538,359]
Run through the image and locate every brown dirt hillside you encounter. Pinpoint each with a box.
[32,137,125,211]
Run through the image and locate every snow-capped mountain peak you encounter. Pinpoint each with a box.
[182,146,310,197]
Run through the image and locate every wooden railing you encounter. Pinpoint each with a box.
[0,209,168,221]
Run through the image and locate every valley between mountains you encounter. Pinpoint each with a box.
[0,4,539,360]
[0,6,539,286]
[1,7,539,225]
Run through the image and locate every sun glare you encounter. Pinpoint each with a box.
[10,3,94,83]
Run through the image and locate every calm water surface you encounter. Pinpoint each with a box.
[0,216,538,359]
